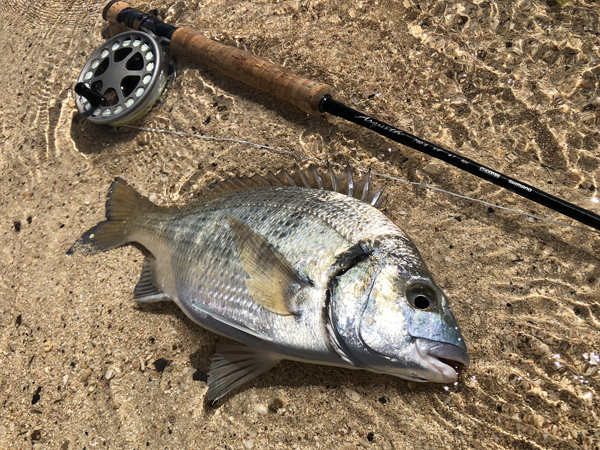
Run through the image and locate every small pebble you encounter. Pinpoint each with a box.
[344,388,361,402]
[105,369,114,380]
[254,404,268,415]
[31,387,41,405]
[244,439,254,449]
[153,358,170,372]
[448,93,467,104]
[192,370,208,382]
[81,368,92,382]
[269,398,284,412]
[137,134,150,146]
[31,429,42,441]
[43,342,53,352]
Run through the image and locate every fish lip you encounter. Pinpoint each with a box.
[427,342,471,368]
[416,339,470,383]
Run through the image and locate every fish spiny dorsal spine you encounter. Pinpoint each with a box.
[199,164,387,208]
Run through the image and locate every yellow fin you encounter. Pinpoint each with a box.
[226,216,310,316]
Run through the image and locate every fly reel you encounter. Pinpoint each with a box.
[74,30,174,126]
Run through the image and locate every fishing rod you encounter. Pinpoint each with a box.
[78,0,600,232]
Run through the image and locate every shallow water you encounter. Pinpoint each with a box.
[0,0,599,449]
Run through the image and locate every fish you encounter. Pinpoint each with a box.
[68,164,469,402]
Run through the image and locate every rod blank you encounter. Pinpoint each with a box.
[101,1,600,232]
[321,97,600,232]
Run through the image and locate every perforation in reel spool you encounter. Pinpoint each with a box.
[74,30,173,126]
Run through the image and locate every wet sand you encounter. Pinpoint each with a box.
[1,0,599,449]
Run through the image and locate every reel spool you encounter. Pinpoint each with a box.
[74,30,174,126]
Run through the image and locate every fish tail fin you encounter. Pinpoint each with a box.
[67,178,156,255]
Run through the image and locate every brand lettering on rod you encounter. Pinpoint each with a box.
[356,116,404,137]
[479,167,501,179]
[508,179,533,193]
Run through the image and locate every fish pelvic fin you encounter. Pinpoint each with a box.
[133,255,171,302]
[67,178,156,255]
[226,216,311,316]
[206,344,281,404]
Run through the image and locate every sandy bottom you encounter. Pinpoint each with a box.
[1,0,599,449]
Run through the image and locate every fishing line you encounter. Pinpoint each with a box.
[72,1,600,234]
[124,124,600,236]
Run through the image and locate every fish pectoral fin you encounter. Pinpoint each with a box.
[206,344,281,403]
[226,216,311,316]
[133,255,171,302]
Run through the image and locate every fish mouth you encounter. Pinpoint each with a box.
[416,339,470,383]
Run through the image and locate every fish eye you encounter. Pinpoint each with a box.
[406,283,437,311]
[413,295,431,310]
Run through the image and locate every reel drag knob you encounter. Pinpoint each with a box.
[74,30,173,126]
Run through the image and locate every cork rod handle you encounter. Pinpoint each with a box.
[103,1,332,116]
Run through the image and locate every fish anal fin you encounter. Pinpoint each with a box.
[133,255,171,302]
[207,344,281,403]
[226,216,310,316]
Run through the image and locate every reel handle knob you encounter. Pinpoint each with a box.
[102,1,333,116]
[74,82,104,108]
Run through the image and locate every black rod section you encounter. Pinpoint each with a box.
[103,2,178,39]
[321,96,600,232]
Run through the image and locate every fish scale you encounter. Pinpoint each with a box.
[164,189,369,348]
[69,165,469,403]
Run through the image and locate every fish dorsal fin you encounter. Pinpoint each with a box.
[195,165,387,208]
[133,255,172,302]
[227,216,311,316]
[206,344,281,403]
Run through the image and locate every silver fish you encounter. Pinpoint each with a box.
[68,164,469,402]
